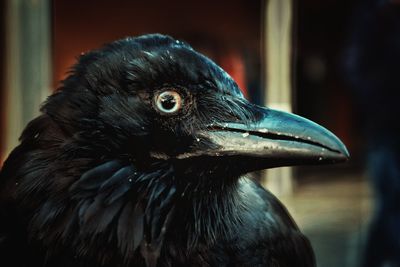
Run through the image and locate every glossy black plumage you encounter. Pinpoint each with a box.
[0,34,348,267]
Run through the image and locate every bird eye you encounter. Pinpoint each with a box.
[154,90,182,114]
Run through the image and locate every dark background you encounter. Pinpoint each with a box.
[1,1,393,266]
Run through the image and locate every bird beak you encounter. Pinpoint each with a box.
[179,107,349,169]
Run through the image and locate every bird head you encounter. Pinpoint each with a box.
[4,34,349,265]
[44,34,349,181]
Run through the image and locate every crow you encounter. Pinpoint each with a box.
[0,34,349,267]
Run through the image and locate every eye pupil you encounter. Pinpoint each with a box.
[160,95,177,110]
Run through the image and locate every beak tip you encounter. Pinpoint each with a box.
[332,141,350,163]
[342,149,351,161]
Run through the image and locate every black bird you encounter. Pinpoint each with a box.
[0,34,349,267]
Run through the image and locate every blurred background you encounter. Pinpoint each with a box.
[1,0,399,266]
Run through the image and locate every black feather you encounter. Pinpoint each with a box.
[70,160,124,194]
